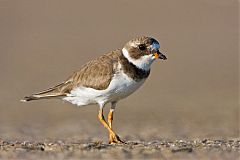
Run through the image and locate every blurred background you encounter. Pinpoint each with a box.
[0,0,238,142]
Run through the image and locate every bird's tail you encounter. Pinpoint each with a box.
[21,94,64,102]
[21,82,68,102]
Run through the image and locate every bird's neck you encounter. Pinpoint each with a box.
[122,48,154,71]
[120,49,150,81]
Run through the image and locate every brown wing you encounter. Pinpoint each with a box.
[22,50,121,101]
[66,51,120,90]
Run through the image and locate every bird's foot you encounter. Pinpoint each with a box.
[109,133,125,144]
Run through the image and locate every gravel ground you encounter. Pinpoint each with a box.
[0,138,239,160]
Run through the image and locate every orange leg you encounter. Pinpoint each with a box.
[107,102,122,143]
[98,107,124,144]
[108,110,114,129]
[107,109,114,142]
[108,101,116,129]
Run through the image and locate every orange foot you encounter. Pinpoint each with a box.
[109,133,125,144]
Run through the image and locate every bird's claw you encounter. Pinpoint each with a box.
[109,134,125,144]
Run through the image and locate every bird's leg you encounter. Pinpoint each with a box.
[107,102,122,143]
[98,106,124,144]
[108,102,116,129]
[108,110,114,129]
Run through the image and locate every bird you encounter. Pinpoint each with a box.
[22,36,167,144]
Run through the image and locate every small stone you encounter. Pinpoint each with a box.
[43,145,53,151]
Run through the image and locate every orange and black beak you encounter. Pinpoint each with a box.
[154,50,167,60]
[151,40,167,60]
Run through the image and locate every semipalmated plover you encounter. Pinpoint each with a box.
[22,36,167,144]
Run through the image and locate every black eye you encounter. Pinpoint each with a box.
[138,44,146,51]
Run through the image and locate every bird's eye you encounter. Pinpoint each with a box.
[138,44,146,51]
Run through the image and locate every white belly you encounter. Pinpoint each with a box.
[63,69,146,106]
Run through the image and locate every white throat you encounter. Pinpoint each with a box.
[122,48,155,71]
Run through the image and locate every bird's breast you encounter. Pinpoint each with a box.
[106,68,146,101]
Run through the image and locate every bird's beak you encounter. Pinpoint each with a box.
[154,50,167,60]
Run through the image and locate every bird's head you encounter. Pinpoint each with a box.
[122,36,167,71]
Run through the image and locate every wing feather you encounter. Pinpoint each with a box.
[22,50,121,101]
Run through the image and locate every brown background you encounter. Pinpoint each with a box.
[0,0,238,142]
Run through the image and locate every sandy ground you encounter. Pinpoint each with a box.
[0,139,239,160]
[0,0,239,159]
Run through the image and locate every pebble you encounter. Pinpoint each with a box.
[0,139,239,153]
